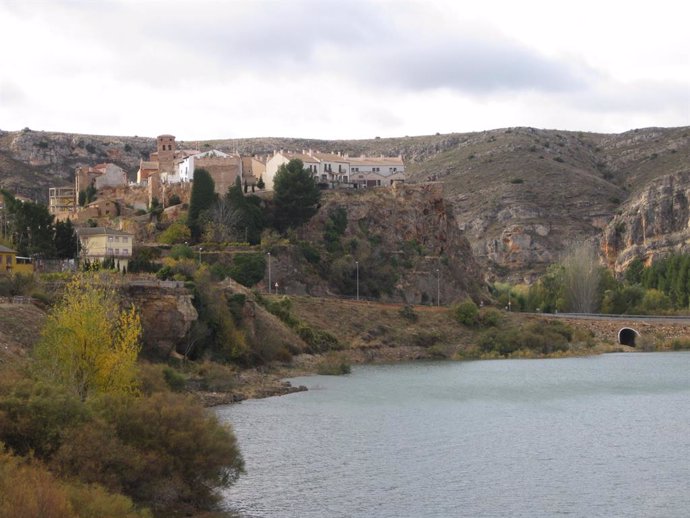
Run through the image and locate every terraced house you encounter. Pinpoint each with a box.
[264,149,405,190]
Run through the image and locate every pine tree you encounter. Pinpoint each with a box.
[188,168,216,242]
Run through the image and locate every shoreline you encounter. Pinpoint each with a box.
[198,341,642,407]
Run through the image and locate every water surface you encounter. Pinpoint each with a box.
[218,353,690,517]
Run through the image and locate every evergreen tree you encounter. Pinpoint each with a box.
[188,168,216,242]
[1,190,56,257]
[272,159,321,232]
[54,219,78,259]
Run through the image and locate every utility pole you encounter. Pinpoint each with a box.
[356,260,359,301]
[436,268,440,307]
[267,251,271,293]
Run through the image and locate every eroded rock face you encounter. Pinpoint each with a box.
[602,171,690,272]
[124,280,197,358]
[295,183,487,304]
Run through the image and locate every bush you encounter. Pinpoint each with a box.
[162,367,186,392]
[169,243,194,260]
[478,307,502,327]
[316,353,351,375]
[229,253,266,287]
[157,221,191,245]
[669,337,690,350]
[454,300,479,326]
[299,241,321,264]
[399,304,418,322]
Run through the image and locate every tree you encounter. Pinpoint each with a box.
[272,159,321,232]
[54,219,78,259]
[561,242,601,313]
[2,190,56,257]
[187,168,216,242]
[256,175,265,190]
[34,274,142,401]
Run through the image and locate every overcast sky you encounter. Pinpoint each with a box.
[0,0,688,140]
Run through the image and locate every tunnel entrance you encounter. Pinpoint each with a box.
[618,327,640,346]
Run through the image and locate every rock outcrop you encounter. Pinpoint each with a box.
[290,182,487,304]
[602,171,690,273]
[123,280,197,358]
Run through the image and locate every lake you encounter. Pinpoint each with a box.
[217,352,690,517]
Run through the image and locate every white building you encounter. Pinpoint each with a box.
[176,149,230,183]
[348,155,405,187]
[264,151,321,190]
[264,150,404,190]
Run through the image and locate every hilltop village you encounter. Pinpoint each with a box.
[34,134,406,272]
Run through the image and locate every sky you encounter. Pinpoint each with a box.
[0,0,688,140]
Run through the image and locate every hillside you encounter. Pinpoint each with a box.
[0,126,688,281]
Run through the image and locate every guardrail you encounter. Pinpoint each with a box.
[538,312,690,322]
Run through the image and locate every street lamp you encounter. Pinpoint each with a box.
[198,246,203,265]
[355,260,359,301]
[436,268,440,307]
[267,252,271,294]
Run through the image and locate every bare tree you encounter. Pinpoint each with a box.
[561,241,601,313]
[202,198,243,242]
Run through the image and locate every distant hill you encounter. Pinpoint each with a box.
[1,125,688,281]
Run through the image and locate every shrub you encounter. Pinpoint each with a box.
[316,353,351,375]
[229,253,266,287]
[478,307,502,327]
[169,243,194,260]
[399,304,418,322]
[454,300,479,326]
[669,337,690,350]
[162,367,186,392]
[299,241,321,264]
[157,221,191,245]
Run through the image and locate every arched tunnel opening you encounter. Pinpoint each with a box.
[618,327,640,347]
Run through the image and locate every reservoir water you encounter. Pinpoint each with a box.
[217,353,690,517]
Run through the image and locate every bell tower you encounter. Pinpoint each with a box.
[156,134,176,174]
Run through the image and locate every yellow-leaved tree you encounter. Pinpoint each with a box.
[34,274,142,400]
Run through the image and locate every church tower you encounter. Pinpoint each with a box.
[156,134,176,174]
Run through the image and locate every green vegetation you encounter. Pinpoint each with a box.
[157,220,191,244]
[258,294,342,354]
[228,253,266,287]
[0,274,244,517]
[316,352,351,375]
[272,159,321,232]
[454,299,479,326]
[478,319,577,356]
[187,168,216,242]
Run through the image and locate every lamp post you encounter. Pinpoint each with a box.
[198,246,203,265]
[436,268,440,307]
[355,260,359,301]
[267,252,271,294]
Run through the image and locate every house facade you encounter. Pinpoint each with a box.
[0,245,32,275]
[77,227,133,271]
[264,150,405,190]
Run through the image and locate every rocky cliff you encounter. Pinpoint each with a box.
[270,183,487,304]
[602,170,690,273]
[2,125,689,280]
[123,280,197,358]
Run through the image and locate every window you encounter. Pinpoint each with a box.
[115,249,119,255]
[5,255,11,265]
[122,237,128,243]
[107,248,113,255]
[114,236,119,242]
